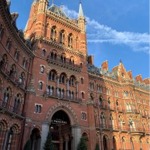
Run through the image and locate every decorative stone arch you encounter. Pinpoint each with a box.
[46,102,78,125]
[0,119,8,131]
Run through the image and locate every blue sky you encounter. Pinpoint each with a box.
[10,0,149,79]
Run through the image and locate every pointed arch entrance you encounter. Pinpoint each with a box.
[50,110,72,150]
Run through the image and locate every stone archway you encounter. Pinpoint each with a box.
[50,110,72,150]
[41,104,81,150]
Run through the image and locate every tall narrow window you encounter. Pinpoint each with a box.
[40,66,45,73]
[13,94,21,113]
[14,50,19,61]
[39,82,43,90]
[51,26,57,41]
[59,30,65,44]
[6,127,13,150]
[42,49,46,57]
[6,38,11,51]
[68,33,73,48]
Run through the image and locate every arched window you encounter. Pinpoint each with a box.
[129,118,136,131]
[42,49,46,57]
[6,125,20,150]
[69,75,76,86]
[39,82,43,90]
[13,93,21,113]
[99,95,103,106]
[47,86,54,96]
[6,38,11,51]
[40,66,45,73]
[59,30,65,44]
[69,56,74,64]
[103,135,108,150]
[3,87,11,107]
[18,72,25,86]
[50,50,57,60]
[59,73,66,84]
[14,50,19,61]
[81,92,84,99]
[81,78,84,84]
[60,53,66,63]
[9,64,16,78]
[68,33,73,48]
[122,137,126,150]
[100,112,106,128]
[51,26,57,41]
[49,70,57,81]
[113,137,117,150]
[130,138,134,150]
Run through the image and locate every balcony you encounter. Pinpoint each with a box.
[0,99,23,118]
[0,65,25,90]
[44,92,82,103]
[47,56,81,72]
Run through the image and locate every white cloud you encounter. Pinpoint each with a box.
[62,6,149,54]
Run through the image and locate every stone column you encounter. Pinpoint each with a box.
[65,136,69,150]
[40,122,49,150]
[76,81,79,100]
[72,126,81,150]
[56,76,59,96]
[66,78,70,98]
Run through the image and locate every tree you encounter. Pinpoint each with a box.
[77,137,87,150]
[95,143,100,150]
[23,139,32,150]
[43,132,54,150]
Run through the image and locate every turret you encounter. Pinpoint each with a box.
[37,0,48,13]
[78,2,86,32]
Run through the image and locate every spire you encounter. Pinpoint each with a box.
[78,1,84,18]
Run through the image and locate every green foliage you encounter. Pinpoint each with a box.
[95,143,100,150]
[23,139,32,150]
[43,132,54,150]
[77,137,87,150]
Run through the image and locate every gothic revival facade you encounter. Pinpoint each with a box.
[0,0,150,150]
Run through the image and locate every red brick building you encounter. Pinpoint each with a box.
[0,0,150,150]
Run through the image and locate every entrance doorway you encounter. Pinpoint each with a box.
[50,110,72,150]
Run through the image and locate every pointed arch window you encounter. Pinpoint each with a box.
[14,50,20,61]
[103,136,108,150]
[42,49,46,57]
[39,81,43,90]
[50,51,57,60]
[3,87,11,108]
[60,53,66,63]
[59,30,65,44]
[13,93,21,113]
[40,66,45,73]
[49,70,57,81]
[47,86,54,96]
[69,75,76,86]
[81,92,85,99]
[100,112,106,128]
[9,64,17,78]
[68,33,73,48]
[51,26,57,41]
[59,73,66,84]
[69,56,74,64]
[6,38,11,51]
